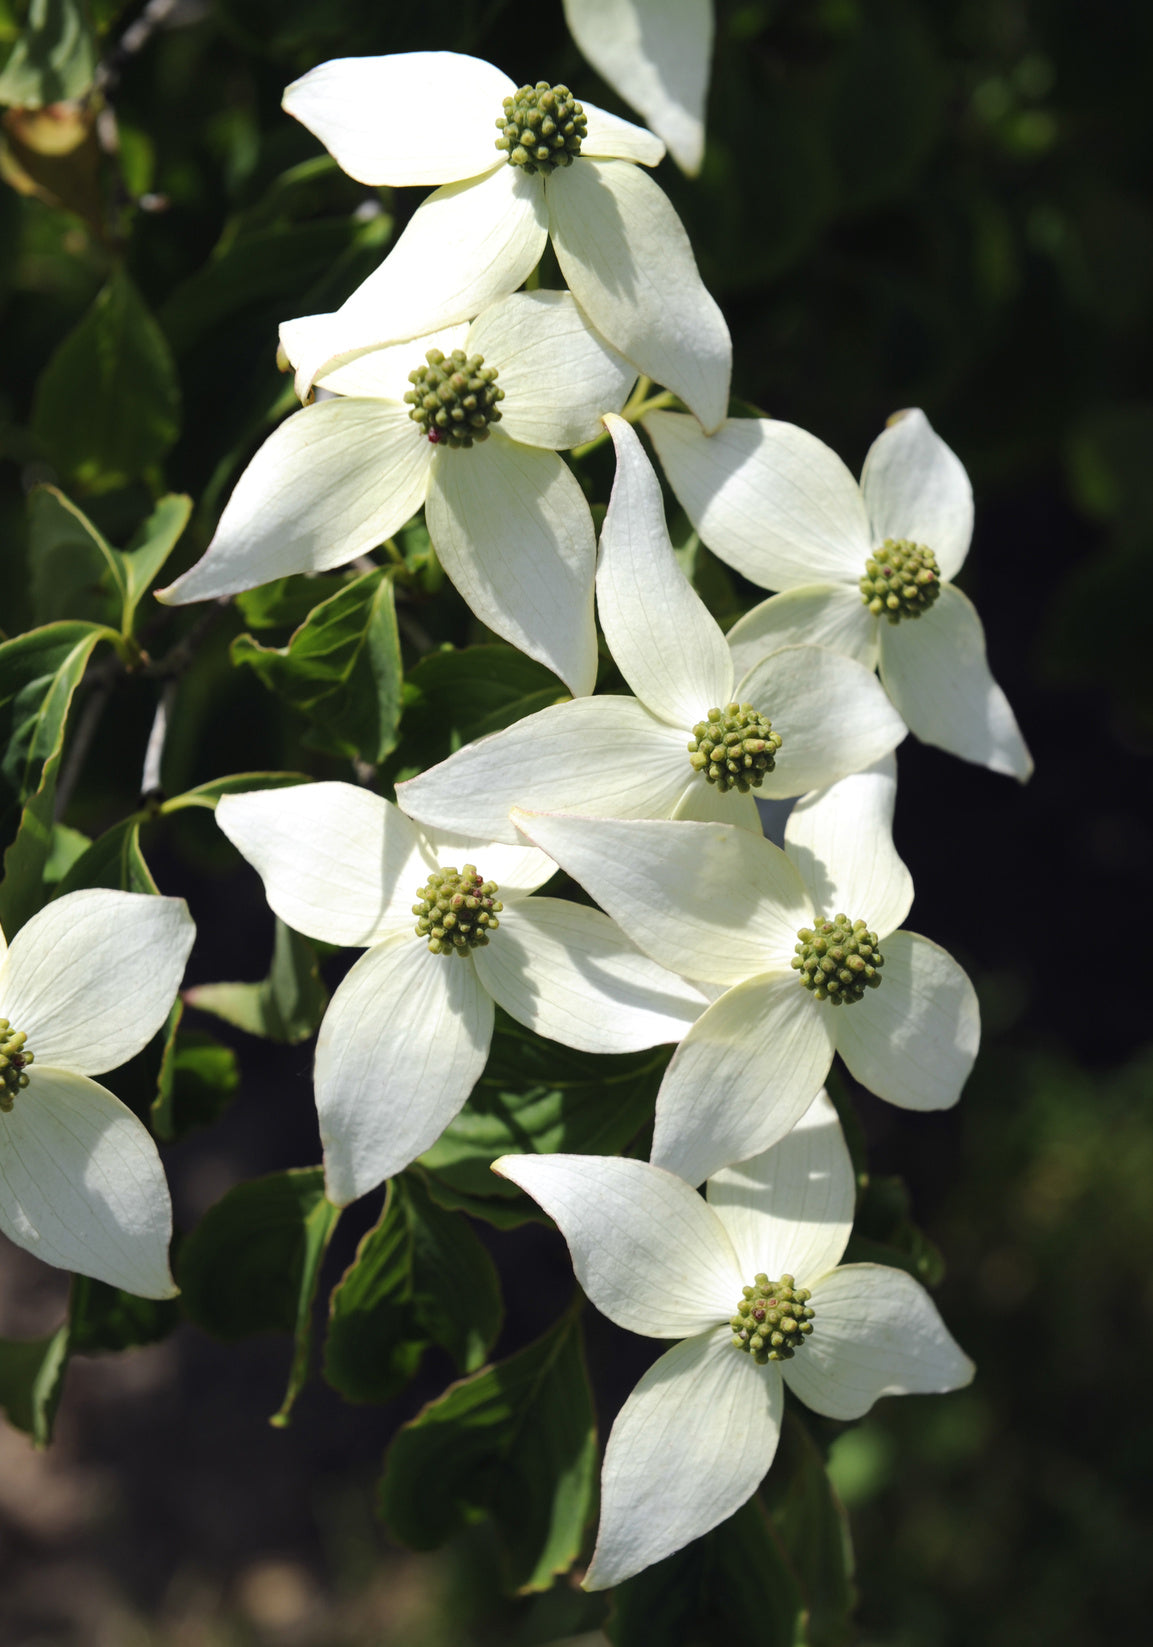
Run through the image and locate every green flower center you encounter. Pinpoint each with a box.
[731,1273,814,1364]
[0,1018,34,1113]
[859,538,941,623]
[687,704,783,793]
[404,349,504,449]
[413,864,503,957]
[792,914,883,1004]
[494,81,587,174]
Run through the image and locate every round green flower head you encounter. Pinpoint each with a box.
[792,914,883,1004]
[404,349,504,449]
[687,704,783,793]
[495,82,587,174]
[731,1273,815,1364]
[859,538,942,623]
[0,1018,33,1113]
[413,865,503,956]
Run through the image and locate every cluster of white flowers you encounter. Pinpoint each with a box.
[21,33,1029,1584]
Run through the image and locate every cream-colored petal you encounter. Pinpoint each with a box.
[156,400,430,604]
[491,1153,739,1334]
[726,586,879,679]
[282,52,513,186]
[417,830,557,901]
[549,160,731,432]
[317,937,493,1205]
[783,754,913,939]
[565,0,711,174]
[650,975,836,1187]
[426,435,598,697]
[671,779,762,832]
[782,1263,973,1421]
[644,412,872,589]
[0,891,194,1077]
[878,584,1033,781]
[707,1089,853,1285]
[584,1329,783,1590]
[861,409,973,583]
[579,100,667,166]
[468,289,635,450]
[833,930,980,1112]
[475,899,706,1053]
[0,1068,175,1297]
[312,324,470,399]
[216,784,426,947]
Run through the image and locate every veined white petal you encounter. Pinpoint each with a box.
[833,930,979,1112]
[398,697,691,845]
[550,160,731,432]
[736,645,907,801]
[650,975,835,1186]
[644,411,873,590]
[469,290,635,450]
[313,324,470,399]
[426,435,598,697]
[598,415,733,722]
[216,784,426,947]
[476,899,705,1053]
[879,584,1033,781]
[707,1089,854,1286]
[566,0,711,174]
[282,52,514,186]
[861,409,973,583]
[0,891,193,1077]
[783,754,913,939]
[727,586,879,679]
[671,779,762,832]
[0,1069,175,1297]
[156,401,430,604]
[316,937,493,1205]
[283,168,549,397]
[512,811,808,986]
[584,1328,783,1590]
[579,99,667,166]
[782,1263,974,1421]
[417,830,558,901]
[491,1154,739,1334]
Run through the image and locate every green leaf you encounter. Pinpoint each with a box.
[388,645,566,781]
[606,1494,805,1647]
[0,619,110,936]
[234,573,352,633]
[324,1172,502,1405]
[183,916,328,1044]
[25,486,191,636]
[762,1413,856,1647]
[177,1167,342,1426]
[116,493,192,635]
[378,1306,597,1595]
[42,820,90,885]
[150,1027,240,1144]
[419,1012,668,1226]
[232,568,403,764]
[0,0,97,107]
[843,1173,946,1287]
[54,812,157,897]
[0,1323,70,1447]
[31,267,181,493]
[68,1273,181,1356]
[159,770,308,815]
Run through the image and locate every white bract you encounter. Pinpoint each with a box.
[0,889,195,1298]
[562,0,713,175]
[216,783,707,1207]
[278,50,731,430]
[495,1089,973,1588]
[397,414,906,839]
[644,406,1033,780]
[514,753,980,1186]
[158,291,634,696]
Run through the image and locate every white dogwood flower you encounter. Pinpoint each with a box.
[495,1089,973,1588]
[216,784,707,1207]
[159,291,635,696]
[563,0,714,175]
[0,890,195,1298]
[644,407,1033,780]
[278,50,731,430]
[515,753,980,1186]
[397,415,906,840]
